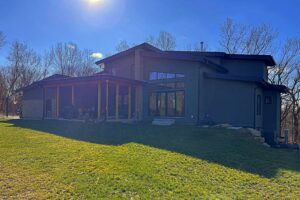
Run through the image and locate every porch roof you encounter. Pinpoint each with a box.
[16,73,146,92]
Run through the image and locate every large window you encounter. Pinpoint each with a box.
[158,82,185,89]
[149,91,184,117]
[149,72,158,80]
[167,92,176,117]
[176,91,184,116]
[149,72,185,80]
[149,93,157,116]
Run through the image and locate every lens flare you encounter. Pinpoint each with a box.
[88,0,103,4]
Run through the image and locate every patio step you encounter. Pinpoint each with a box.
[152,118,175,126]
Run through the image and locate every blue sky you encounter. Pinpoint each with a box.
[0,0,300,63]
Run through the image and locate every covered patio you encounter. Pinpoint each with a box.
[42,74,144,121]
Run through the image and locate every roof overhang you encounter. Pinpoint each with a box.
[204,72,288,93]
[16,74,146,93]
[95,43,162,65]
[165,51,276,66]
[141,51,228,73]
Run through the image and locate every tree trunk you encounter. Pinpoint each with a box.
[292,103,300,143]
[5,97,9,117]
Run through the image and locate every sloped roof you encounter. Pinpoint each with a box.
[95,43,161,65]
[41,74,70,81]
[96,43,276,66]
[164,51,276,66]
[16,73,145,92]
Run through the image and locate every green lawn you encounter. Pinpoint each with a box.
[0,119,300,199]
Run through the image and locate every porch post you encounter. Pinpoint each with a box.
[106,80,109,119]
[97,82,101,119]
[128,85,131,119]
[135,85,143,120]
[56,86,60,118]
[116,83,119,120]
[71,85,74,105]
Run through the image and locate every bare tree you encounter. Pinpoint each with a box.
[1,41,42,116]
[219,18,276,55]
[0,31,5,49]
[145,31,176,50]
[268,39,300,142]
[115,40,131,52]
[40,51,53,79]
[76,49,98,76]
[146,35,157,47]
[114,31,176,52]
[50,42,81,76]
[219,18,247,54]
[49,42,97,77]
[155,31,176,50]
[0,70,6,113]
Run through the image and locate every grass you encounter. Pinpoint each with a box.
[0,119,300,199]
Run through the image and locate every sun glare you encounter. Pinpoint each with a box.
[88,0,103,4]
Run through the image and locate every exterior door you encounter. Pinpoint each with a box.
[150,91,184,117]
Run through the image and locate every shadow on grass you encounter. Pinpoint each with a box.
[3,119,300,178]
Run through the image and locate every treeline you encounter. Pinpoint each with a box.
[0,38,100,116]
[1,18,300,142]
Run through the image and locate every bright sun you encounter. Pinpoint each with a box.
[88,0,103,4]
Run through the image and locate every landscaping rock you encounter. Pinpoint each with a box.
[263,143,270,147]
[214,123,232,128]
[247,128,261,137]
[200,125,210,128]
[236,128,250,134]
[254,136,265,143]
[227,126,242,130]
[152,118,175,126]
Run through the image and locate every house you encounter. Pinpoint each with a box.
[18,43,287,145]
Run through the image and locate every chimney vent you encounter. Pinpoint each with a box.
[200,42,204,51]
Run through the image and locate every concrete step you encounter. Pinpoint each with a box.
[152,118,175,126]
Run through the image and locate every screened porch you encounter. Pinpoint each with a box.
[43,75,143,121]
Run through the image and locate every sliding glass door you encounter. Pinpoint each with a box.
[149,91,184,117]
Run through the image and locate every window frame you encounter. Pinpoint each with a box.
[264,96,272,104]
[148,90,185,117]
[149,71,185,80]
[149,72,158,80]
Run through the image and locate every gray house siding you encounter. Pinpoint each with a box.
[263,90,281,144]
[222,59,267,81]
[105,54,135,79]
[22,86,44,119]
[202,77,257,127]
[198,65,218,121]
